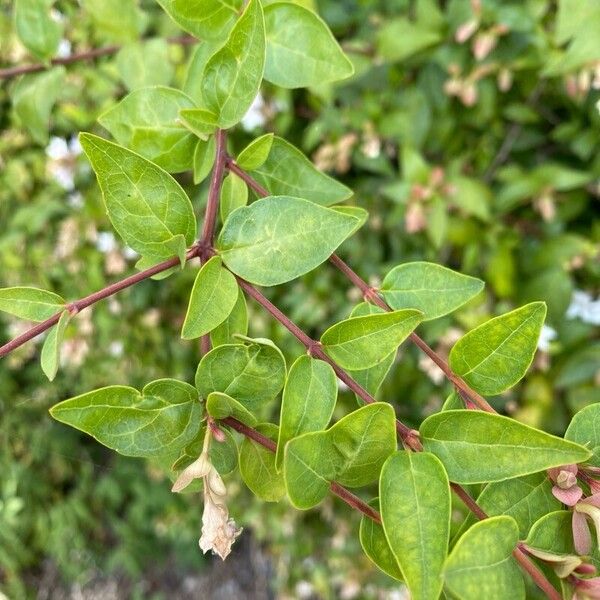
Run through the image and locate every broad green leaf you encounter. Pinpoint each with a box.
[193,136,216,184]
[449,302,547,395]
[195,338,286,413]
[49,379,202,457]
[172,426,238,476]
[284,403,396,509]
[211,291,248,347]
[380,451,450,600]
[40,310,70,381]
[380,262,484,321]
[181,257,239,339]
[217,196,360,286]
[525,511,575,556]
[240,423,285,501]
[321,309,423,370]
[566,404,600,467]
[276,356,337,470]
[116,40,174,91]
[98,87,196,173]
[421,410,592,484]
[178,108,217,140]
[205,391,257,427]
[220,173,248,223]
[79,133,196,261]
[81,0,146,43]
[12,67,65,145]
[263,3,353,88]
[359,498,403,581]
[157,0,242,40]
[201,0,266,129]
[444,516,524,600]
[183,41,223,104]
[15,0,62,62]
[252,137,352,206]
[0,287,64,321]
[236,133,274,170]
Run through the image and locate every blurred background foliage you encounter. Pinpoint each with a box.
[0,0,599,598]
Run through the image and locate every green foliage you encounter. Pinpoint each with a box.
[14,0,62,62]
[40,310,70,381]
[219,173,249,223]
[236,133,274,170]
[210,291,249,347]
[0,287,64,321]
[565,404,600,466]
[205,391,257,427]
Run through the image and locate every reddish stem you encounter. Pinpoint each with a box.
[201,129,228,247]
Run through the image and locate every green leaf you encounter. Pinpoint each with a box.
[205,391,257,427]
[116,40,174,91]
[15,0,62,62]
[284,403,396,509]
[359,498,403,581]
[449,302,547,396]
[566,404,600,467]
[263,2,353,88]
[220,173,248,223]
[98,86,196,173]
[217,195,360,286]
[380,262,484,321]
[40,310,70,381]
[49,379,202,457]
[173,426,237,476]
[12,67,65,145]
[201,0,266,129]
[377,17,442,62]
[0,287,64,321]
[444,516,524,600]
[421,410,592,484]
[240,423,285,501]
[81,0,146,43]
[178,108,217,140]
[193,136,216,184]
[252,137,352,206]
[321,309,422,370]
[157,0,242,40]
[79,133,196,261]
[181,256,239,340]
[236,133,274,170]
[276,356,337,470]
[210,291,248,347]
[380,451,450,600]
[195,338,286,414]
[183,41,223,104]
[525,511,575,556]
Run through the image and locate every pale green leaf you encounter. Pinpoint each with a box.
[178,108,217,140]
[193,136,216,184]
[276,356,337,470]
[80,133,196,261]
[116,40,174,91]
[263,2,353,88]
[82,0,146,43]
[210,291,248,347]
[183,41,223,104]
[421,410,592,484]
[15,0,62,62]
[0,287,64,321]
[381,262,484,321]
[321,309,422,370]
[40,310,70,381]
[217,195,360,286]
[182,256,239,339]
[98,86,196,173]
[236,133,274,170]
[49,379,202,457]
[205,391,257,427]
[252,137,352,206]
[220,173,248,223]
[565,404,600,467]
[377,17,442,62]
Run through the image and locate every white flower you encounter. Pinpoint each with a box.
[123,247,139,260]
[46,136,82,190]
[57,39,71,58]
[96,232,116,254]
[241,93,267,131]
[537,325,558,352]
[567,290,600,325]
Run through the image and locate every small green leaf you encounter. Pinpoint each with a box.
[80,133,196,262]
[380,451,450,600]
[178,108,217,140]
[240,423,285,502]
[217,195,361,286]
[284,403,396,509]
[449,302,547,395]
[321,309,423,370]
[252,137,352,206]
[359,498,403,581]
[421,410,592,484]
[444,516,524,600]
[0,287,64,321]
[210,291,248,347]
[236,133,274,170]
[116,40,174,91]
[40,310,70,381]
[566,404,600,467]
[525,511,575,556]
[49,379,202,457]
[205,391,257,427]
[182,257,239,340]
[276,356,337,470]
[15,0,62,62]
[380,262,484,321]
[201,0,266,129]
[263,2,353,88]
[98,86,196,173]
[193,136,216,184]
[220,173,248,223]
[195,338,286,414]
